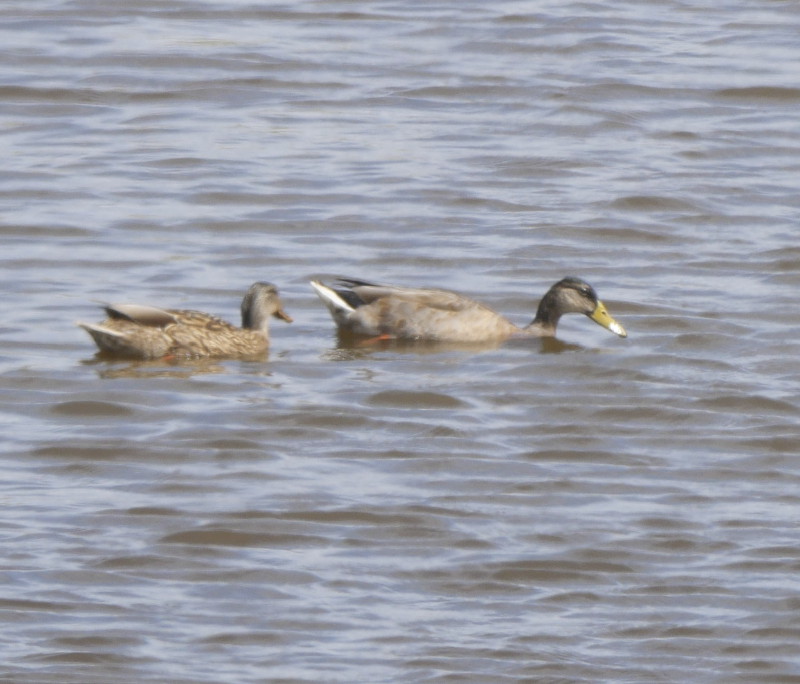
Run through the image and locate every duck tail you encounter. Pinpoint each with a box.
[76,322,132,353]
[310,280,356,313]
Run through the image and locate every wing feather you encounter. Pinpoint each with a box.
[105,303,177,328]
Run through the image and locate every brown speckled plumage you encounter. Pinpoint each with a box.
[310,276,626,342]
[78,282,292,358]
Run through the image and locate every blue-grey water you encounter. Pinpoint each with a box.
[2,1,800,682]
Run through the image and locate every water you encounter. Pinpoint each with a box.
[2,1,800,682]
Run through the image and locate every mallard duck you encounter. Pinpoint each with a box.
[77,282,292,358]
[310,276,626,342]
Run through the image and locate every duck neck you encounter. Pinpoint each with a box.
[242,306,269,336]
[525,291,560,337]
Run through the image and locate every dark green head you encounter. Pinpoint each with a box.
[534,277,626,337]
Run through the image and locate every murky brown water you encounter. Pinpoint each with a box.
[3,1,800,682]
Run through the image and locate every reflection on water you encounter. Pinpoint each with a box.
[333,329,506,354]
[511,335,581,354]
[82,355,230,380]
[3,0,800,682]
[330,328,586,355]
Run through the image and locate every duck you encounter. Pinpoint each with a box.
[310,276,626,342]
[77,282,292,358]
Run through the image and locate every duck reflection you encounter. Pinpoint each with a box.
[81,353,235,379]
[324,329,583,358]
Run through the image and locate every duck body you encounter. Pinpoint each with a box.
[78,282,292,359]
[310,276,626,342]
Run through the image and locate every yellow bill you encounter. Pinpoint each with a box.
[589,301,626,338]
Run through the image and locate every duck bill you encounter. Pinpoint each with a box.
[274,308,293,323]
[590,301,626,338]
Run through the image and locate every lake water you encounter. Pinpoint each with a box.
[2,1,800,682]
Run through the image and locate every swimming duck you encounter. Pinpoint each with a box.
[77,282,292,358]
[310,276,626,342]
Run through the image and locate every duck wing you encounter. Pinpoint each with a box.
[104,303,178,328]
[335,278,477,312]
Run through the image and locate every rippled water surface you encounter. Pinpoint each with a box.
[3,1,800,682]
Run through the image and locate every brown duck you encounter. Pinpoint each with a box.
[78,282,292,358]
[310,276,626,342]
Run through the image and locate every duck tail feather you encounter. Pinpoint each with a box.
[310,280,357,313]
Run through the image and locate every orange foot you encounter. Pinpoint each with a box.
[356,334,392,347]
